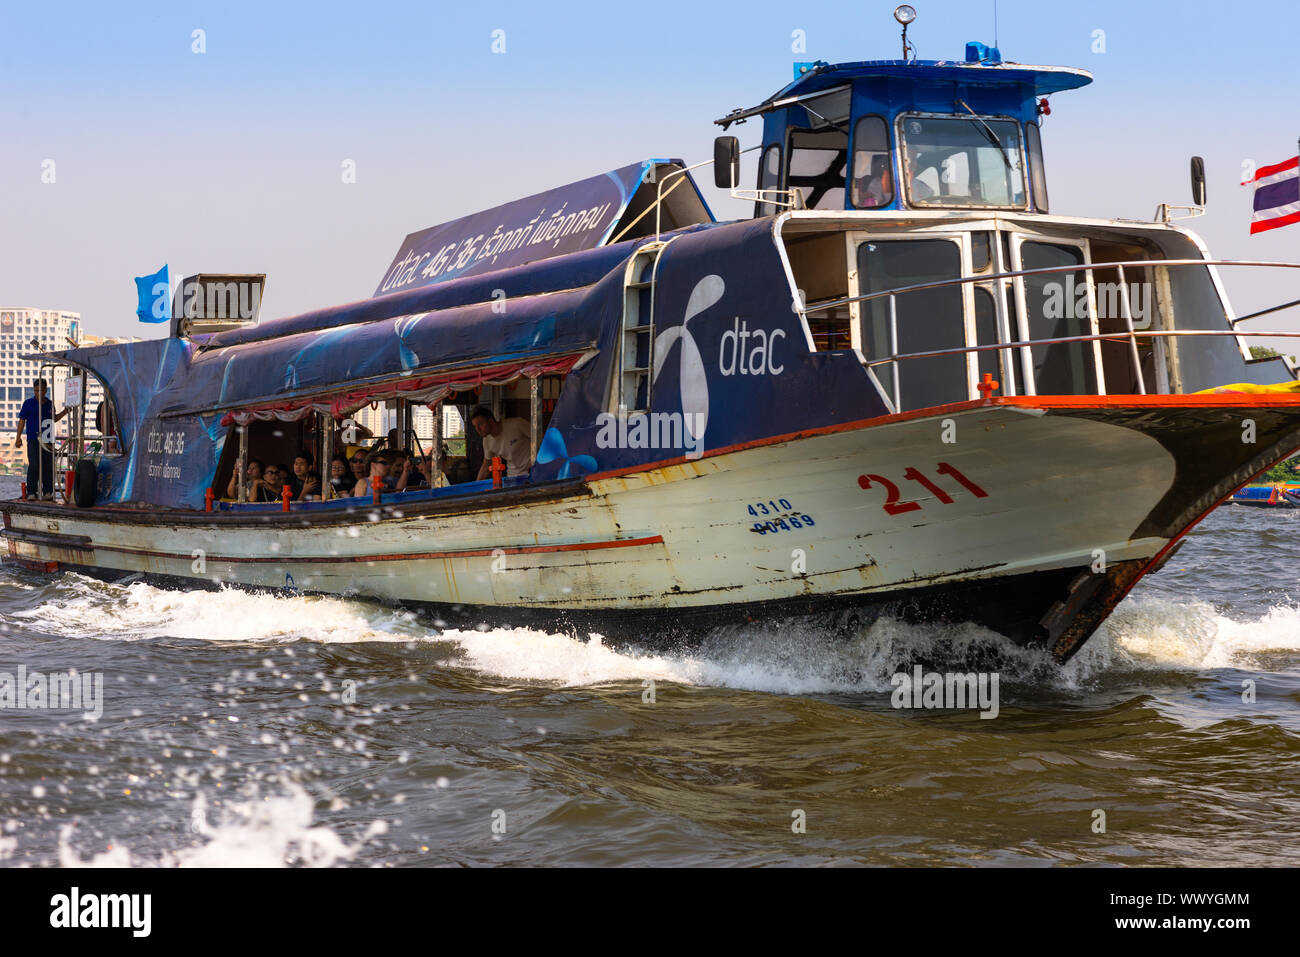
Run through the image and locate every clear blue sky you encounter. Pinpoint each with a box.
[2,0,1298,346]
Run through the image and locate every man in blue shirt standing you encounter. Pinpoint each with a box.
[12,379,67,500]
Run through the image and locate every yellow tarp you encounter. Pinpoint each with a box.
[1194,380,1300,395]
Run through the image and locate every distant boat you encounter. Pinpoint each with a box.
[1230,483,1300,507]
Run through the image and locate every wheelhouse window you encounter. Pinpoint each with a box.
[850,115,893,209]
[898,114,1026,208]
[786,128,847,210]
[1026,122,1048,212]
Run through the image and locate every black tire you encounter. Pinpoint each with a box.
[73,458,97,508]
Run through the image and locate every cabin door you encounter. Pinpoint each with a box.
[845,230,978,412]
[1007,234,1105,396]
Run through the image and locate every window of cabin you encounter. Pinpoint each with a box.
[1017,242,1097,394]
[1026,122,1049,212]
[787,232,852,350]
[898,114,1027,208]
[1089,240,1159,394]
[786,128,848,210]
[850,115,893,209]
[857,238,967,410]
[755,144,782,217]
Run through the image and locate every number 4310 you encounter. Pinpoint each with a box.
[857,462,987,516]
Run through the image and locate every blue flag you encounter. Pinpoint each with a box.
[135,265,171,323]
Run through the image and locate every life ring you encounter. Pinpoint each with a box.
[73,458,97,508]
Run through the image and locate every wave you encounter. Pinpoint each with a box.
[7,573,1299,694]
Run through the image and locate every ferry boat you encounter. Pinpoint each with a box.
[1229,484,1300,507]
[6,8,1300,662]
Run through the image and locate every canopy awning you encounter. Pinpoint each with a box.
[217,350,590,426]
[151,277,602,420]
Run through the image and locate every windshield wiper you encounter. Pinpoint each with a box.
[801,103,849,134]
[955,99,1012,170]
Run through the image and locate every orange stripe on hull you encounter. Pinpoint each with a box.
[588,393,1300,481]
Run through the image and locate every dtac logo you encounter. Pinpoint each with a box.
[652,275,723,442]
[719,318,784,376]
[650,275,788,441]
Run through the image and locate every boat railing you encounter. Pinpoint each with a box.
[801,259,1300,412]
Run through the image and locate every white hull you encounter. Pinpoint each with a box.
[3,402,1173,624]
[10,394,1300,659]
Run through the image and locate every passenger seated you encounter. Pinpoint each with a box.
[417,455,447,489]
[327,455,352,498]
[290,451,319,501]
[853,155,893,208]
[227,458,264,500]
[254,464,283,503]
[352,454,392,497]
[349,452,368,486]
[275,463,293,497]
[395,452,426,492]
[470,406,533,481]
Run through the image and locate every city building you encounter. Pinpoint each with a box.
[352,401,464,448]
[0,310,144,472]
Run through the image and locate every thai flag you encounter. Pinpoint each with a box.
[1243,155,1300,234]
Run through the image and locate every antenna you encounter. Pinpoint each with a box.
[994,0,999,50]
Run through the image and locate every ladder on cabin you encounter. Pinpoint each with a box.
[620,242,666,414]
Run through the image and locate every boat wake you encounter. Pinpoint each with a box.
[7,572,1300,695]
[4,575,430,645]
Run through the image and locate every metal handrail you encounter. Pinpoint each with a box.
[861,328,1300,368]
[803,258,1300,317]
[812,257,1300,411]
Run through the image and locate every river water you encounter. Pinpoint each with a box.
[1,473,1297,867]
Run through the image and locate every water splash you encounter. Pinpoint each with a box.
[55,784,387,868]
[9,574,425,645]
[1099,596,1300,671]
[10,573,1300,695]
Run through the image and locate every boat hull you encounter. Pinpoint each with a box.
[6,395,1300,661]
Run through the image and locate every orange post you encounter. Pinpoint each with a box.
[205,488,215,512]
[371,474,382,505]
[490,455,506,489]
[281,484,292,511]
[64,470,74,502]
[977,373,1000,401]
[20,482,27,500]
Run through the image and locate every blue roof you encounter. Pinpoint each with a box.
[771,58,1092,100]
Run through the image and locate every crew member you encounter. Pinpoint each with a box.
[13,379,68,501]
[471,406,533,481]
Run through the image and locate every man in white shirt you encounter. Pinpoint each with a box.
[471,406,533,481]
